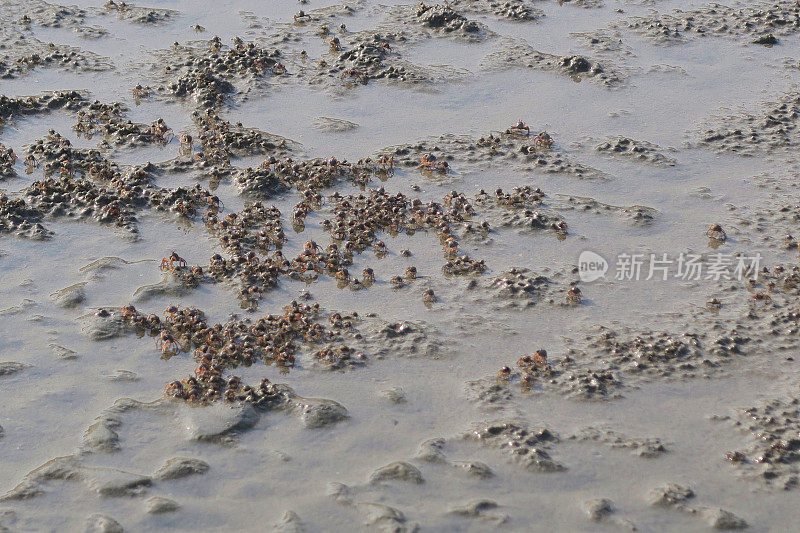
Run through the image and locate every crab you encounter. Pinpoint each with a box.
[179,133,193,153]
[272,63,286,75]
[566,286,581,304]
[132,84,148,98]
[304,240,322,254]
[362,267,375,283]
[420,153,449,172]
[533,349,548,366]
[276,352,295,367]
[341,68,367,83]
[156,332,179,354]
[329,37,341,51]
[706,224,727,242]
[497,366,512,379]
[405,266,417,280]
[160,251,187,271]
[121,304,137,318]
[422,289,435,303]
[150,119,173,142]
[260,156,278,168]
[378,155,394,169]
[751,291,771,303]
[509,120,530,135]
[420,153,437,167]
[533,131,553,148]
[164,381,184,398]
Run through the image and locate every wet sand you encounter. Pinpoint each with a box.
[2,0,800,531]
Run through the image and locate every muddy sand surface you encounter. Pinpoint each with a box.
[1,0,800,531]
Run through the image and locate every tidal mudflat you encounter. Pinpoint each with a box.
[1,0,800,531]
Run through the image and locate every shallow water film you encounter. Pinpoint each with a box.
[2,0,800,531]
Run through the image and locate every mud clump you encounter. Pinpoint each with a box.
[0,195,52,240]
[449,499,507,524]
[413,3,485,40]
[85,513,124,533]
[144,496,180,514]
[383,131,603,179]
[0,91,88,123]
[695,90,800,156]
[183,402,259,442]
[103,3,176,25]
[724,394,800,490]
[448,0,542,21]
[152,457,210,480]
[567,427,667,458]
[596,136,677,166]
[648,483,748,529]
[234,167,290,199]
[473,267,556,309]
[482,41,621,87]
[619,1,800,44]
[79,308,128,341]
[0,144,17,178]
[50,282,87,308]
[147,38,285,108]
[552,195,657,227]
[368,461,424,485]
[0,362,29,377]
[465,421,565,472]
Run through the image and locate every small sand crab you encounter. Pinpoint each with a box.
[706,224,727,242]
[420,153,437,167]
[304,240,322,254]
[179,133,193,153]
[272,63,286,75]
[362,268,375,282]
[508,120,530,135]
[497,366,512,379]
[420,153,448,172]
[160,251,187,271]
[156,332,179,354]
[276,352,295,367]
[422,289,435,303]
[132,84,148,98]
[566,286,581,304]
[751,291,771,303]
[150,118,173,142]
[24,154,37,170]
[329,37,341,51]
[341,68,367,84]
[533,349,547,366]
[533,131,553,148]
[405,266,417,280]
[378,155,394,169]
[725,451,746,463]
[121,304,137,318]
